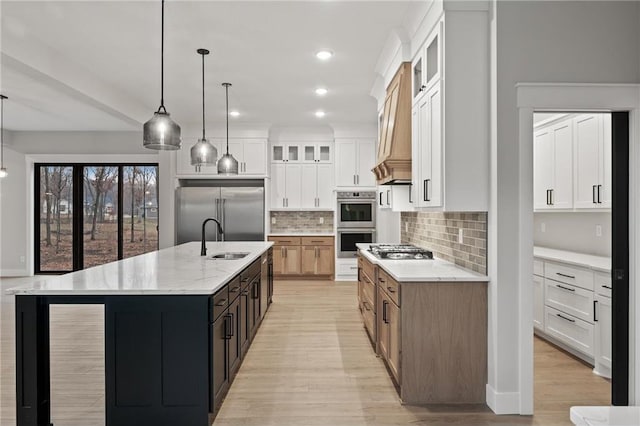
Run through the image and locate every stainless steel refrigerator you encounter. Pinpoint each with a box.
[176,181,264,244]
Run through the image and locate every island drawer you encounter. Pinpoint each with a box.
[300,236,333,246]
[362,272,376,312]
[241,259,261,287]
[228,276,242,302]
[359,255,376,283]
[378,269,399,306]
[211,286,229,322]
[268,236,302,246]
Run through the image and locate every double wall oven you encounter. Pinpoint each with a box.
[336,191,376,258]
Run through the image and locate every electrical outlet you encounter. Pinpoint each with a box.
[458,228,464,244]
[271,217,276,224]
[20,256,25,263]
[319,217,324,225]
[541,222,546,233]
[596,224,602,237]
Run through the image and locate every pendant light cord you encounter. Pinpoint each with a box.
[159,0,166,112]
[0,95,4,168]
[225,83,230,154]
[201,52,205,140]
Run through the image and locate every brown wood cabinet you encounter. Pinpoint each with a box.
[268,235,334,279]
[357,252,487,405]
[373,62,412,184]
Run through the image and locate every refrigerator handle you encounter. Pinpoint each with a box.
[221,199,226,241]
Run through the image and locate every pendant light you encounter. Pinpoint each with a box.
[143,0,181,150]
[190,49,217,171]
[217,83,239,175]
[0,95,7,179]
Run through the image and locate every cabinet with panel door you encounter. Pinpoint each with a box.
[533,119,573,210]
[177,138,267,177]
[593,270,612,378]
[377,186,414,212]
[335,139,376,188]
[573,113,611,209]
[268,236,334,279]
[301,164,334,209]
[270,163,302,209]
[301,142,333,163]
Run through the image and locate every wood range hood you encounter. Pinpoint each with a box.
[372,62,412,185]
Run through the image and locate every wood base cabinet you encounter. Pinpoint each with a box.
[269,236,334,279]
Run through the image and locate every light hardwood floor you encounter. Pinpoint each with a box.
[0,278,609,426]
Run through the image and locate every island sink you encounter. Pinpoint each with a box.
[209,252,249,260]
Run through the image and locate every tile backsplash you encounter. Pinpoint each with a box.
[400,212,487,274]
[269,211,334,233]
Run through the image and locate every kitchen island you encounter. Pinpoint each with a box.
[7,241,273,426]
[356,243,489,405]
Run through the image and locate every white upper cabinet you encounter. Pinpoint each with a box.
[533,119,573,210]
[533,113,611,212]
[412,25,440,104]
[302,143,332,163]
[574,114,611,209]
[176,138,266,177]
[271,163,302,209]
[335,139,376,188]
[271,144,300,163]
[300,163,334,209]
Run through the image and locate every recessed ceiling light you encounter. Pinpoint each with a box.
[315,87,328,96]
[315,110,326,118]
[315,50,334,60]
[229,110,240,117]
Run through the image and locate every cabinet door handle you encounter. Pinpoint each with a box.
[546,189,550,205]
[353,175,356,185]
[225,314,232,339]
[386,190,390,206]
[597,185,602,204]
[356,175,359,185]
[593,300,598,322]
[593,185,597,204]
[556,313,575,323]
[283,198,285,208]
[382,300,388,324]
[379,192,383,206]
[284,247,287,258]
[556,284,575,292]
[409,183,413,203]
[556,272,575,279]
[550,189,554,205]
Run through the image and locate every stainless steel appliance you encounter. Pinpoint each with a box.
[336,191,376,228]
[368,244,433,260]
[337,228,376,258]
[176,180,264,244]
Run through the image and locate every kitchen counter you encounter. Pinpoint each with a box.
[534,246,610,273]
[6,241,273,296]
[356,243,489,282]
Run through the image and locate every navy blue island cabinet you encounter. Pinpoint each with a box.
[11,243,274,426]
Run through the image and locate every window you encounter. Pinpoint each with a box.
[35,164,159,273]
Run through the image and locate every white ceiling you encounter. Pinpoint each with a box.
[0,1,415,133]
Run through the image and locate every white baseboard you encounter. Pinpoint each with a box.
[0,268,29,277]
[486,383,521,414]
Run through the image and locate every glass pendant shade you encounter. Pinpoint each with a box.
[143,110,181,150]
[191,138,217,166]
[217,153,239,175]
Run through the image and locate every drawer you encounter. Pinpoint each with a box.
[337,262,358,277]
[544,306,594,357]
[211,286,229,322]
[545,279,594,323]
[268,236,302,246]
[359,254,377,283]
[362,271,376,313]
[378,268,399,306]
[362,297,376,343]
[241,259,261,287]
[300,236,333,246]
[533,259,544,276]
[544,261,594,291]
[227,276,242,302]
[594,271,612,298]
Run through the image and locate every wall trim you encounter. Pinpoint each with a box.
[0,269,29,277]
[515,83,640,411]
[486,384,520,415]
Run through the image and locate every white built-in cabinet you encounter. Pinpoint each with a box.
[270,142,334,210]
[574,114,612,209]
[378,186,414,212]
[176,138,267,177]
[533,113,611,212]
[335,140,376,188]
[533,253,611,378]
[403,12,488,212]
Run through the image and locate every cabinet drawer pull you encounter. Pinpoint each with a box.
[556,272,575,279]
[556,313,575,323]
[216,299,228,306]
[594,300,598,322]
[593,185,597,204]
[363,301,371,311]
[602,285,612,290]
[310,240,324,243]
[556,284,575,292]
[241,290,249,296]
[387,286,396,293]
[230,287,240,293]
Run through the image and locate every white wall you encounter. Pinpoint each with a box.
[490,0,640,413]
[0,144,28,276]
[534,212,611,257]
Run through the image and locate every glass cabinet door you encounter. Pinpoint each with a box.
[303,145,316,162]
[287,145,299,162]
[272,145,284,162]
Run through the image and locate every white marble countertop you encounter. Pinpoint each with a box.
[6,242,273,296]
[534,246,610,273]
[356,244,489,283]
[268,233,334,237]
[570,406,640,425]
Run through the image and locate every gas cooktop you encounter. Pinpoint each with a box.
[368,244,433,260]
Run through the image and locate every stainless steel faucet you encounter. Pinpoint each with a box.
[201,217,224,256]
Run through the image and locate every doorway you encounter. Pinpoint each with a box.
[515,84,639,414]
